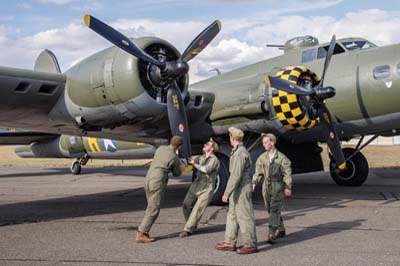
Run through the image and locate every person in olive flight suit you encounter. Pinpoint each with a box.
[179,138,220,237]
[215,127,258,254]
[252,133,292,244]
[136,136,185,243]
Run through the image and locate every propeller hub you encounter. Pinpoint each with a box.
[316,86,336,100]
[165,61,190,79]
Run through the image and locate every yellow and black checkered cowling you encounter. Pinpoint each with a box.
[268,66,320,131]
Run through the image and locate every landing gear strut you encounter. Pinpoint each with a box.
[70,154,89,175]
[329,135,376,186]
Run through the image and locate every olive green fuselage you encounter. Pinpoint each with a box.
[190,42,400,141]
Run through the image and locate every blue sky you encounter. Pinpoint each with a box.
[1,0,400,81]
[3,0,399,35]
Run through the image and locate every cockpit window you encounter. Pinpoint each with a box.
[373,65,391,80]
[342,41,377,51]
[317,44,345,59]
[302,48,316,63]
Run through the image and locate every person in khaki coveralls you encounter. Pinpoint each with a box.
[252,133,292,244]
[215,127,258,254]
[179,138,220,237]
[136,136,185,243]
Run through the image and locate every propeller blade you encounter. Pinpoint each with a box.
[318,34,336,88]
[180,20,221,62]
[317,104,346,170]
[266,76,315,96]
[166,81,191,159]
[83,14,163,67]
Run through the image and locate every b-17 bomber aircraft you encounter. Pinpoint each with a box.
[1,14,400,203]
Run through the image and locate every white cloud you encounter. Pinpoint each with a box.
[0,23,106,70]
[0,16,14,21]
[38,0,76,4]
[0,25,9,44]
[0,25,19,45]
[2,8,400,82]
[188,38,274,82]
[16,2,32,9]
[109,19,210,52]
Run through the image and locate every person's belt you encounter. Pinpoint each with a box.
[269,178,282,182]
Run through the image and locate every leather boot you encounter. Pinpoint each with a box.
[275,230,286,238]
[136,231,155,243]
[267,234,276,244]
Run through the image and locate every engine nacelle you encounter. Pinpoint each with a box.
[267,66,320,132]
[61,37,188,129]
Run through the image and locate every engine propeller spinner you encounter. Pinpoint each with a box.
[266,35,346,170]
[83,14,221,160]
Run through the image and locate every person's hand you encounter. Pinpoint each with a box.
[252,184,256,192]
[222,195,229,203]
[179,162,186,172]
[284,188,292,197]
[188,157,195,165]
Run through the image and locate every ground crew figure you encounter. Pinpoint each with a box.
[136,136,185,243]
[252,133,292,244]
[179,138,220,237]
[215,127,258,254]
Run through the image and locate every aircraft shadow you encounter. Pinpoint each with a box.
[0,183,188,226]
[0,169,394,230]
[0,166,151,179]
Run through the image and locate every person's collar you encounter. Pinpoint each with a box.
[232,142,242,152]
[205,151,213,159]
[168,144,177,153]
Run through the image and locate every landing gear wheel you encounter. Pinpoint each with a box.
[71,160,82,175]
[211,153,229,205]
[329,147,369,186]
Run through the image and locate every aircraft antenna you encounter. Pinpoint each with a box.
[266,44,284,50]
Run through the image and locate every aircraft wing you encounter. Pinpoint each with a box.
[0,131,58,145]
[0,66,66,128]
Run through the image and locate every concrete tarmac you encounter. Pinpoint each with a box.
[0,166,400,266]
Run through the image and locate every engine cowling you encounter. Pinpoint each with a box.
[268,66,320,131]
[63,37,188,129]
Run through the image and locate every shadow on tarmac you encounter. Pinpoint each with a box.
[257,219,366,252]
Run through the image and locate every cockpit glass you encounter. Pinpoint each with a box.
[341,41,377,51]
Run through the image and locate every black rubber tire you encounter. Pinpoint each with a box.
[211,153,229,205]
[71,161,82,175]
[330,148,369,186]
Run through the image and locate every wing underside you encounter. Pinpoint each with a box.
[0,131,58,145]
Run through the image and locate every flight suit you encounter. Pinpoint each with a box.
[138,145,182,233]
[253,151,292,236]
[182,154,220,232]
[223,143,257,247]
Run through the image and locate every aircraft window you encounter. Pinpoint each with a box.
[373,65,391,80]
[342,41,377,51]
[302,49,316,63]
[317,44,345,59]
